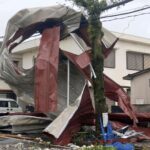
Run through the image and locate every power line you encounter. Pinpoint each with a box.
[101,11,150,22]
[81,4,150,23]
[102,4,149,16]
[102,0,134,11]
[101,5,150,19]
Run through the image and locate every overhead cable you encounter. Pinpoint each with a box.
[101,5,150,19]
[102,11,150,22]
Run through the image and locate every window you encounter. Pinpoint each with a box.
[144,55,150,69]
[0,101,8,107]
[127,52,150,70]
[126,88,131,97]
[10,101,18,108]
[104,49,115,68]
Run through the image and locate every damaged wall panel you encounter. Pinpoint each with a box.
[35,27,60,112]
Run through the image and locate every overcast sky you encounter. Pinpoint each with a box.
[102,0,150,39]
[0,0,150,39]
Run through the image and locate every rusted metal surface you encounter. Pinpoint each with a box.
[35,27,60,112]
[104,75,137,123]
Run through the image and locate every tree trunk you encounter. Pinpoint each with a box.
[88,16,108,134]
[71,0,133,136]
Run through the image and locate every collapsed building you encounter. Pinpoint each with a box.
[0,5,137,145]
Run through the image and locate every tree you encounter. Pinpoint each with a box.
[70,0,133,134]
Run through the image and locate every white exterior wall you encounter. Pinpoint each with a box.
[104,33,150,87]
[131,72,150,104]
[22,49,37,69]
[21,36,84,69]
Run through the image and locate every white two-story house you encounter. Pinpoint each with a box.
[1,32,150,106]
[104,32,150,95]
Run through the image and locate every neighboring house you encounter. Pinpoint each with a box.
[104,32,150,94]
[124,68,150,112]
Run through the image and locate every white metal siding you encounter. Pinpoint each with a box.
[131,72,150,104]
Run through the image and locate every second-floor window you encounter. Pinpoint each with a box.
[127,52,150,70]
[104,49,115,68]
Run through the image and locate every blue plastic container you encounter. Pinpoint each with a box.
[113,142,134,150]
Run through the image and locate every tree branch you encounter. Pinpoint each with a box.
[102,0,134,11]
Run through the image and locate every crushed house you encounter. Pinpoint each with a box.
[0,5,137,145]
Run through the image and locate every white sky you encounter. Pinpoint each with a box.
[102,0,150,39]
[0,0,150,39]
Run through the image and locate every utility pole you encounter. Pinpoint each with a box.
[71,0,133,134]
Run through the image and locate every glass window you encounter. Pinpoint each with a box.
[127,52,150,70]
[127,52,143,70]
[10,101,18,108]
[144,54,150,69]
[0,101,8,107]
[104,49,115,68]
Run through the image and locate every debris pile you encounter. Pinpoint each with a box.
[0,4,149,148]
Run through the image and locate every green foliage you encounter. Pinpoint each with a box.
[72,131,96,146]
[71,0,88,8]
[71,0,107,15]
